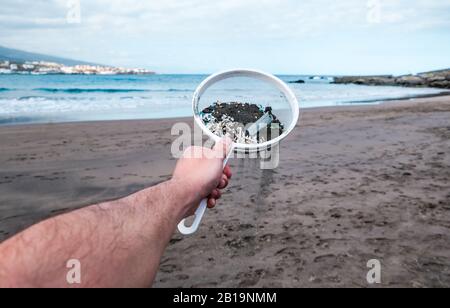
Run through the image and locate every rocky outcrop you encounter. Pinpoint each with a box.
[333,69,450,89]
[289,79,305,84]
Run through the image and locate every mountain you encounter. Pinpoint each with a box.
[0,45,99,66]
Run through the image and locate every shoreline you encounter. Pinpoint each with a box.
[333,69,450,89]
[0,95,449,287]
[333,90,450,105]
[1,91,450,128]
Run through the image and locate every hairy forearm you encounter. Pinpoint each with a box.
[0,180,189,288]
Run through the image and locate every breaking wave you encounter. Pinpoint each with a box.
[34,88,151,94]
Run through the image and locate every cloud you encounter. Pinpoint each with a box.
[0,0,449,73]
[2,0,449,36]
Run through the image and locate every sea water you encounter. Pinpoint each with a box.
[0,74,447,125]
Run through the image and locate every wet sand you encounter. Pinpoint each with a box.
[0,96,449,287]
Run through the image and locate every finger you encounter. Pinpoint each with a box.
[223,165,232,179]
[213,137,233,160]
[210,189,222,200]
[207,198,216,209]
[218,174,229,189]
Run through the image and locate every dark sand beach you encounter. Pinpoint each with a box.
[0,96,449,287]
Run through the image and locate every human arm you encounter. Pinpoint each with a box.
[0,139,232,288]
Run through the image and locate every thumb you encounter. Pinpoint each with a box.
[213,137,233,160]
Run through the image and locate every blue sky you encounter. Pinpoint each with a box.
[0,0,449,75]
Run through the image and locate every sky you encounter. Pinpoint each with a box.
[0,0,449,75]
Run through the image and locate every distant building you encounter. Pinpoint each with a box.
[0,61,10,68]
[22,64,35,70]
[61,66,75,74]
[37,67,60,74]
[0,60,154,75]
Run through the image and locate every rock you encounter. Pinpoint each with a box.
[289,79,305,84]
[395,75,426,87]
[430,81,450,89]
[333,69,450,89]
[367,77,397,86]
[333,75,395,86]
[354,79,366,85]
[427,76,446,82]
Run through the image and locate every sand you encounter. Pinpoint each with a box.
[0,96,449,287]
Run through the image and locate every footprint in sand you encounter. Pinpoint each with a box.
[159,264,182,273]
[176,274,189,281]
[236,269,268,287]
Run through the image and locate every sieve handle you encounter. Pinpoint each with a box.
[178,147,233,235]
[177,199,208,235]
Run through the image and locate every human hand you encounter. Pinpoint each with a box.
[172,138,233,218]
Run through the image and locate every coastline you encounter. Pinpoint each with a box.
[0,95,449,287]
[332,90,450,106]
[333,69,450,89]
[1,90,450,128]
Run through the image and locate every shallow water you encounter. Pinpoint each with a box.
[0,74,447,125]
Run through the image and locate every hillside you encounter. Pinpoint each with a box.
[0,45,99,66]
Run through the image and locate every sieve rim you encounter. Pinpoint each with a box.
[192,68,300,152]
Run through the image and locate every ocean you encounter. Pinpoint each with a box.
[0,74,447,125]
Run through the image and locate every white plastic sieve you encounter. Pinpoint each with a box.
[178,69,300,235]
